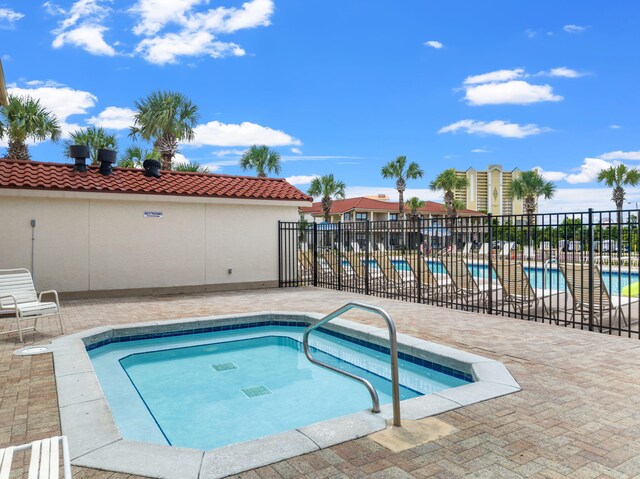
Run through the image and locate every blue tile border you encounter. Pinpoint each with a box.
[85,319,472,382]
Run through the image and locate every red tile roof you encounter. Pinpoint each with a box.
[300,197,482,216]
[0,160,313,202]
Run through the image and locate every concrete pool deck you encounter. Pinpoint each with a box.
[2,287,640,477]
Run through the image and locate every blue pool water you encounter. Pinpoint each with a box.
[89,326,469,450]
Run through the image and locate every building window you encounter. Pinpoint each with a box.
[356,212,368,221]
[343,212,351,221]
[389,213,398,221]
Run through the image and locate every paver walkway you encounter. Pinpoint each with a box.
[1,287,640,478]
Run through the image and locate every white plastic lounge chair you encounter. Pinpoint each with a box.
[0,268,64,342]
[0,436,71,478]
[376,242,386,252]
[350,242,361,253]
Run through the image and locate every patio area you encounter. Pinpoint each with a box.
[2,287,640,478]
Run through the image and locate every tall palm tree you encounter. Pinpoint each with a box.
[0,95,61,160]
[510,170,556,221]
[598,164,640,223]
[129,91,199,170]
[381,155,424,217]
[64,127,118,164]
[240,145,281,177]
[405,197,425,220]
[307,174,346,222]
[429,169,468,219]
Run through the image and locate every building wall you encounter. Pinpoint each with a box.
[0,190,303,295]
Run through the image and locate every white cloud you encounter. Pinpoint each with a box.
[130,0,273,64]
[563,24,588,34]
[212,149,246,157]
[46,0,116,56]
[438,120,549,138]
[286,175,319,186]
[471,148,490,153]
[191,120,301,147]
[464,80,562,105]
[610,124,622,129]
[463,68,525,85]
[52,24,116,56]
[8,82,98,138]
[130,0,204,36]
[135,30,244,64]
[538,188,620,213]
[565,157,614,184]
[599,151,640,161]
[544,67,585,78]
[424,40,443,49]
[291,147,302,154]
[533,166,567,182]
[87,106,136,130]
[0,7,24,27]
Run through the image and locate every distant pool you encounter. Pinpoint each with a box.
[343,258,636,295]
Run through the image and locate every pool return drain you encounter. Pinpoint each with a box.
[241,385,272,398]
[211,362,237,372]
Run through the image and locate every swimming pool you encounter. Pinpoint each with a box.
[382,259,636,294]
[50,312,520,479]
[89,324,470,450]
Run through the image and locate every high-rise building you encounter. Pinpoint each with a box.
[454,165,525,216]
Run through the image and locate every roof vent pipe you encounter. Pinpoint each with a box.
[143,159,162,178]
[97,149,116,176]
[69,145,90,172]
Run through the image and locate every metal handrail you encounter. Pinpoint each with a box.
[302,301,401,427]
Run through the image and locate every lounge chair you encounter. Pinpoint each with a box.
[350,242,362,253]
[404,253,450,299]
[0,268,64,342]
[559,263,638,328]
[298,250,314,282]
[374,254,411,293]
[441,255,501,309]
[493,259,551,316]
[0,435,71,478]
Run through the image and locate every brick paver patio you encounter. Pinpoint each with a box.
[2,287,640,478]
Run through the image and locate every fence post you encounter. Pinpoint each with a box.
[313,222,318,287]
[588,208,594,331]
[487,214,493,314]
[417,218,422,303]
[365,220,370,295]
[278,221,282,287]
[337,222,342,291]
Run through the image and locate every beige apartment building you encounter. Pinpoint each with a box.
[454,164,525,216]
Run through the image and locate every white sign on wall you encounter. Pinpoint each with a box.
[143,211,163,218]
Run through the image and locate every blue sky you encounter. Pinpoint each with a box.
[1,0,639,212]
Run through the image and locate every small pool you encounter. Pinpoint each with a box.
[89,324,470,450]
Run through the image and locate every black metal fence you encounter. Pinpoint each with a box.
[279,208,640,338]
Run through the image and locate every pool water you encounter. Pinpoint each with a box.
[90,326,469,450]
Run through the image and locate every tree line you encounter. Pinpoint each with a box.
[1,93,637,219]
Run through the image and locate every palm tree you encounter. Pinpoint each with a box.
[64,127,117,164]
[510,170,556,220]
[117,145,156,168]
[307,174,346,222]
[405,197,425,220]
[429,169,468,219]
[598,164,640,223]
[129,91,199,170]
[240,145,281,177]
[381,156,424,217]
[0,95,61,160]
[174,161,211,173]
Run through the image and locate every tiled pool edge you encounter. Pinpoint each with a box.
[48,311,521,479]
